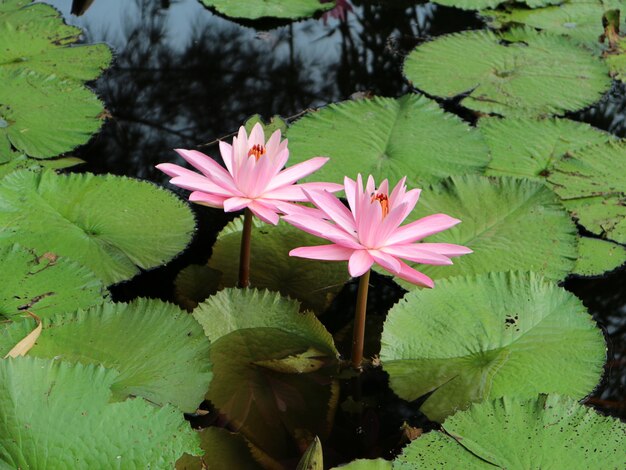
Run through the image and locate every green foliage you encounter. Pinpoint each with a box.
[0,299,212,412]
[380,272,605,421]
[433,0,558,10]
[0,170,195,284]
[549,141,626,244]
[404,29,611,116]
[392,176,578,289]
[0,357,201,468]
[0,243,105,319]
[199,0,334,19]
[331,459,393,469]
[287,95,489,187]
[396,395,626,468]
[574,237,626,276]
[0,152,83,179]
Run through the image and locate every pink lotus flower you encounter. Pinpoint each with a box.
[156,123,341,224]
[283,174,472,288]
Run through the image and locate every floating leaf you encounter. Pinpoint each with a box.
[200,0,334,19]
[330,459,392,470]
[194,288,338,464]
[396,395,626,468]
[481,117,611,180]
[380,272,605,421]
[0,299,211,412]
[390,175,578,289]
[245,114,288,136]
[176,427,262,470]
[287,95,489,187]
[549,141,626,244]
[574,236,626,276]
[404,29,611,117]
[201,218,349,314]
[433,0,558,10]
[0,357,200,467]
[0,243,105,319]
[0,170,195,284]
[0,152,83,179]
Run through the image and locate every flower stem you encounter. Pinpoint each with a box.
[351,269,371,370]
[238,208,253,288]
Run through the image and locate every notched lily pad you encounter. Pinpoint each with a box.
[396,395,626,468]
[287,94,489,187]
[0,299,212,412]
[0,243,106,319]
[199,0,334,19]
[0,170,195,285]
[0,357,201,468]
[574,236,626,276]
[404,29,611,117]
[380,272,606,421]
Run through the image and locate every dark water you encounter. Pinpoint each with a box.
[42,0,625,458]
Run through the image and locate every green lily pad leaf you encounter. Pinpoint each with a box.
[380,272,606,422]
[481,117,611,180]
[574,236,626,276]
[194,288,338,463]
[0,357,201,468]
[0,299,211,412]
[549,141,626,244]
[286,95,489,187]
[391,175,578,289]
[404,29,611,117]
[433,0,558,9]
[200,0,334,19]
[396,395,626,468]
[0,152,83,179]
[0,70,107,160]
[330,459,392,470]
[245,114,288,136]
[205,218,349,315]
[0,243,106,319]
[0,170,195,284]
[176,427,261,470]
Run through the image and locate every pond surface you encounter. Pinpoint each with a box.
[43,0,625,450]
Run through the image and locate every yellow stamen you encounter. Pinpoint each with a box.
[371,193,389,218]
[248,144,266,161]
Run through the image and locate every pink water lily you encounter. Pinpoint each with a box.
[156,123,341,224]
[283,174,472,288]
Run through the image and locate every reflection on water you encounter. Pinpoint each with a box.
[42,0,625,425]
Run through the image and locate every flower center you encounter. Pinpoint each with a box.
[371,192,389,218]
[248,144,266,161]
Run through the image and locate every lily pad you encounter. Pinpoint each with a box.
[200,0,334,19]
[481,117,611,180]
[391,175,578,289]
[0,170,195,284]
[201,217,349,314]
[380,272,606,421]
[433,0,559,10]
[0,152,83,179]
[330,459,392,470]
[0,243,105,319]
[0,357,200,468]
[287,95,489,187]
[574,236,626,276]
[549,141,626,244]
[403,29,611,117]
[194,288,339,463]
[396,395,626,468]
[0,299,211,412]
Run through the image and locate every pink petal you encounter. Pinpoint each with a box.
[398,188,421,220]
[357,191,381,248]
[373,202,409,246]
[156,163,193,178]
[219,141,234,174]
[233,152,257,195]
[386,214,462,245]
[248,153,275,197]
[223,197,251,212]
[175,149,239,194]
[344,176,357,215]
[265,157,330,192]
[268,148,290,180]
[387,260,434,288]
[248,200,280,225]
[298,182,344,193]
[389,176,407,207]
[349,250,374,277]
[369,250,401,274]
[282,214,363,249]
[365,175,376,195]
[170,174,235,197]
[304,189,356,233]
[262,185,308,201]
[189,191,227,208]
[248,122,265,148]
[378,179,389,196]
[381,245,453,265]
[265,129,282,158]
[418,243,473,257]
[289,244,353,261]
[276,201,325,218]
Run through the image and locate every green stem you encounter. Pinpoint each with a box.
[238,208,253,288]
[351,270,371,370]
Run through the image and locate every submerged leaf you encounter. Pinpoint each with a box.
[287,95,489,187]
[0,299,211,412]
[0,357,200,468]
[0,170,195,284]
[396,395,626,468]
[404,29,610,116]
[3,311,41,358]
[200,0,334,19]
[380,272,605,421]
